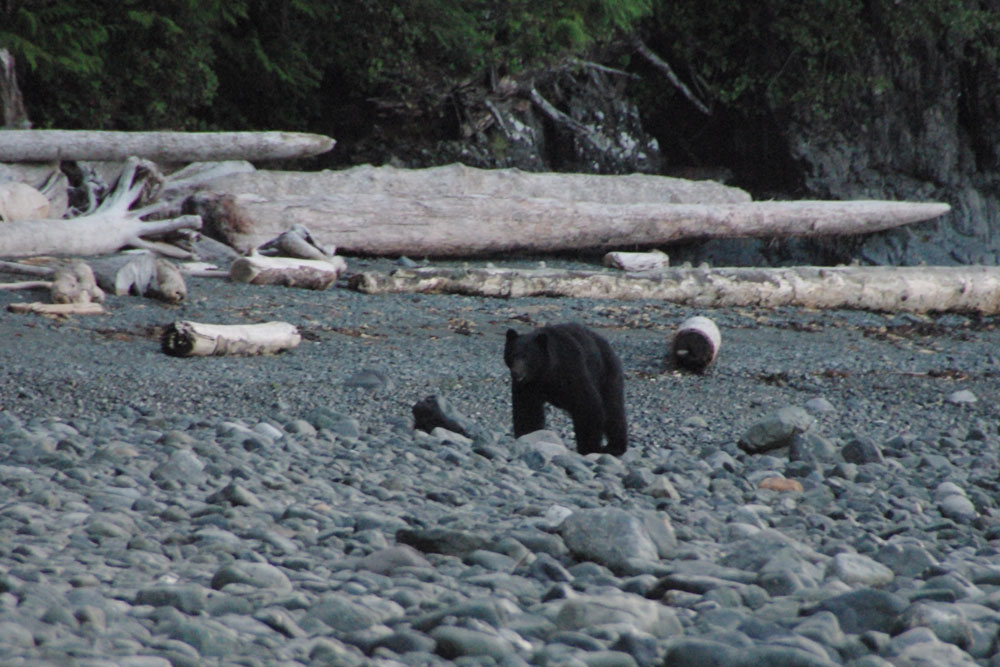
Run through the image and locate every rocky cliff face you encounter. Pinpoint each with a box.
[778,39,1000,266]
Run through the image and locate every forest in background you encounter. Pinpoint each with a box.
[2,1,999,181]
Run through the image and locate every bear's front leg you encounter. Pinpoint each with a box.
[569,392,605,455]
[511,387,546,437]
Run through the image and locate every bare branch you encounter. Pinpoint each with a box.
[632,37,711,115]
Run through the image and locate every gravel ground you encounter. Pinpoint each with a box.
[0,255,999,665]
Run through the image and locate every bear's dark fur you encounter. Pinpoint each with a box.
[503,322,627,456]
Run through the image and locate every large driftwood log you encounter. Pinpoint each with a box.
[0,157,202,258]
[0,131,335,163]
[191,164,949,256]
[349,265,1000,314]
[161,321,301,357]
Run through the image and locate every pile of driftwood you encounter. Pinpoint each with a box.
[0,124,993,355]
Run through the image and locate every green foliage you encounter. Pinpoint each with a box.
[0,0,655,130]
[1,1,224,129]
[646,0,1000,123]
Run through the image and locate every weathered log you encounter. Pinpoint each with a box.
[0,280,51,291]
[0,157,202,258]
[603,249,669,272]
[7,302,104,315]
[0,182,49,221]
[0,163,68,218]
[672,316,721,373]
[161,321,301,357]
[198,162,751,203]
[88,252,186,302]
[348,265,1000,315]
[190,164,949,256]
[89,252,158,296]
[258,224,335,260]
[51,261,104,304]
[229,253,346,290]
[0,131,335,163]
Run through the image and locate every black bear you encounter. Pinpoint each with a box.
[504,322,627,456]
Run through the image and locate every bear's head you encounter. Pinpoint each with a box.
[504,328,549,385]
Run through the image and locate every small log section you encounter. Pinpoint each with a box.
[672,316,721,373]
[349,265,1000,315]
[161,321,301,357]
[228,253,346,290]
[0,130,335,163]
[191,161,951,256]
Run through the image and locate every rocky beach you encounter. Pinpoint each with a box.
[0,256,999,666]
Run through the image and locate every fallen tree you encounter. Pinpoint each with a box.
[0,130,335,163]
[193,189,950,257]
[348,265,1000,314]
[0,157,202,258]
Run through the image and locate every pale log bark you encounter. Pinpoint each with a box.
[199,162,750,204]
[672,316,721,372]
[348,265,1000,315]
[51,261,104,304]
[603,249,669,271]
[0,157,202,258]
[161,321,301,357]
[0,280,51,291]
[0,212,202,258]
[197,193,951,257]
[0,130,335,163]
[229,253,346,290]
[0,182,49,220]
[7,302,104,315]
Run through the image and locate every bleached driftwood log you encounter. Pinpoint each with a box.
[0,130,335,163]
[258,224,335,260]
[161,321,301,357]
[672,316,721,373]
[0,157,202,258]
[7,302,104,316]
[229,252,346,290]
[0,260,103,304]
[349,265,1000,315]
[51,261,104,304]
[603,249,669,271]
[0,163,68,219]
[87,252,187,302]
[190,164,950,256]
[0,182,49,221]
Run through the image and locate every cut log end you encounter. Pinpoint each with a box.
[161,320,302,357]
[671,316,722,373]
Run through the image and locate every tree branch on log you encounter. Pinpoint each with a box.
[348,265,1000,315]
[0,130,334,163]
[632,36,711,115]
[527,86,604,148]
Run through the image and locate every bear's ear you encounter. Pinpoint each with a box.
[506,329,519,342]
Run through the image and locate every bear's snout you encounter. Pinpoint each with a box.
[509,360,530,384]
